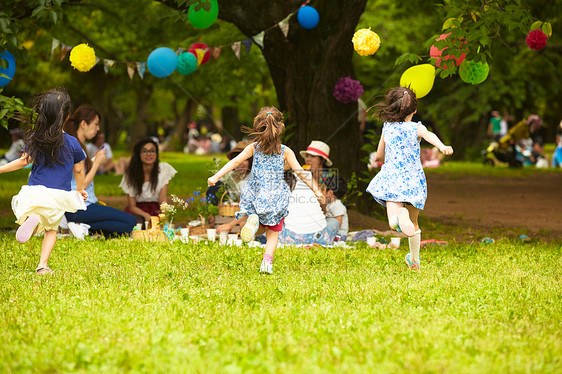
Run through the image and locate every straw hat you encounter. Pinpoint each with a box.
[299,140,333,167]
[227,140,251,160]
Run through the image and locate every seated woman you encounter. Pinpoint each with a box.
[86,132,117,174]
[63,105,137,238]
[276,171,339,246]
[206,140,252,205]
[300,140,333,185]
[119,137,177,223]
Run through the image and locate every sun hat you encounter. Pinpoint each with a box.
[210,133,223,143]
[299,140,333,167]
[227,140,251,160]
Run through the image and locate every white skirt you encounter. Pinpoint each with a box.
[11,185,87,232]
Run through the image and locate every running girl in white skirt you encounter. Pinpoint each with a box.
[0,88,88,274]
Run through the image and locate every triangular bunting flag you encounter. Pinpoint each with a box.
[241,38,253,54]
[51,39,60,56]
[211,47,221,60]
[252,32,265,49]
[278,21,289,38]
[126,62,136,80]
[231,42,241,60]
[94,57,101,67]
[195,49,206,65]
[175,47,186,55]
[60,44,72,62]
[136,62,146,79]
[104,59,115,74]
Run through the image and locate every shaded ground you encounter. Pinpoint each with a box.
[81,172,562,242]
[348,172,562,242]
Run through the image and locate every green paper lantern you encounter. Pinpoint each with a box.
[188,0,219,29]
[177,52,198,75]
[459,60,489,85]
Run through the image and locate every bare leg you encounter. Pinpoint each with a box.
[38,230,57,269]
[264,228,279,256]
[386,201,415,236]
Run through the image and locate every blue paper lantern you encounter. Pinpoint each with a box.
[147,47,177,78]
[176,52,198,75]
[0,51,16,87]
[297,6,319,29]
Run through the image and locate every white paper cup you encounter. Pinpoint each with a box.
[144,221,149,230]
[390,237,401,248]
[190,236,199,244]
[228,234,238,242]
[235,239,243,247]
[366,237,377,246]
[219,231,228,244]
[180,228,190,238]
[207,229,217,242]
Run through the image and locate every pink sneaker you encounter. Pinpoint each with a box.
[16,215,40,244]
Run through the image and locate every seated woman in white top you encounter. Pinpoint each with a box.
[277,171,339,245]
[119,138,177,223]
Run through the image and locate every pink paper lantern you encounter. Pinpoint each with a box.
[429,33,467,68]
[526,29,548,50]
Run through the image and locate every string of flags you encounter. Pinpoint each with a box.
[51,8,297,80]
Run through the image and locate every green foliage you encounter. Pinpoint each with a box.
[0,89,31,129]
[0,235,561,371]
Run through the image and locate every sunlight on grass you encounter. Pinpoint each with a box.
[0,236,560,372]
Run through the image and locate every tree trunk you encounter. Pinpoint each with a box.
[222,105,241,141]
[130,83,153,147]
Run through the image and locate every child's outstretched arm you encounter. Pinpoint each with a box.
[73,160,88,201]
[284,148,324,202]
[0,153,30,174]
[375,135,385,162]
[208,143,255,186]
[417,124,454,155]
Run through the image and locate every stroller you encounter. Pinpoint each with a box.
[482,115,542,167]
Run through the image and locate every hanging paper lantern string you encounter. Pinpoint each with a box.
[526,29,548,50]
[297,5,320,29]
[0,51,16,87]
[177,52,198,75]
[69,43,96,72]
[333,77,364,104]
[188,0,219,29]
[399,64,436,99]
[352,28,380,56]
[459,60,489,84]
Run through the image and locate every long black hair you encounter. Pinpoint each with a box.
[373,86,418,123]
[124,137,160,196]
[63,105,101,173]
[24,88,72,167]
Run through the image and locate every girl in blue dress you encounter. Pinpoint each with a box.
[367,87,453,270]
[0,88,88,274]
[208,106,324,274]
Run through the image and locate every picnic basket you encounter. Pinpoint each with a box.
[131,216,168,242]
[189,214,211,236]
[218,190,240,217]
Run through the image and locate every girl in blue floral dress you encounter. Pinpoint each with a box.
[367,87,453,270]
[208,106,324,274]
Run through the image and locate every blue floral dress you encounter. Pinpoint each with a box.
[367,121,427,210]
[237,143,291,225]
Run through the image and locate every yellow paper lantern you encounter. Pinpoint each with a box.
[352,28,381,56]
[69,43,96,72]
[399,64,436,99]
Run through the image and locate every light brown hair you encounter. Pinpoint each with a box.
[242,106,285,155]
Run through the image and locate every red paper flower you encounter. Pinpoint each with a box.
[526,29,548,50]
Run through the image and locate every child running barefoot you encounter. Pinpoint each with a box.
[208,106,324,274]
[366,87,453,270]
[0,88,88,275]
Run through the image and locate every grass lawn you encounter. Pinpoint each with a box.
[0,236,561,372]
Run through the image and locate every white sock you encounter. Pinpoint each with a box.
[409,230,421,263]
